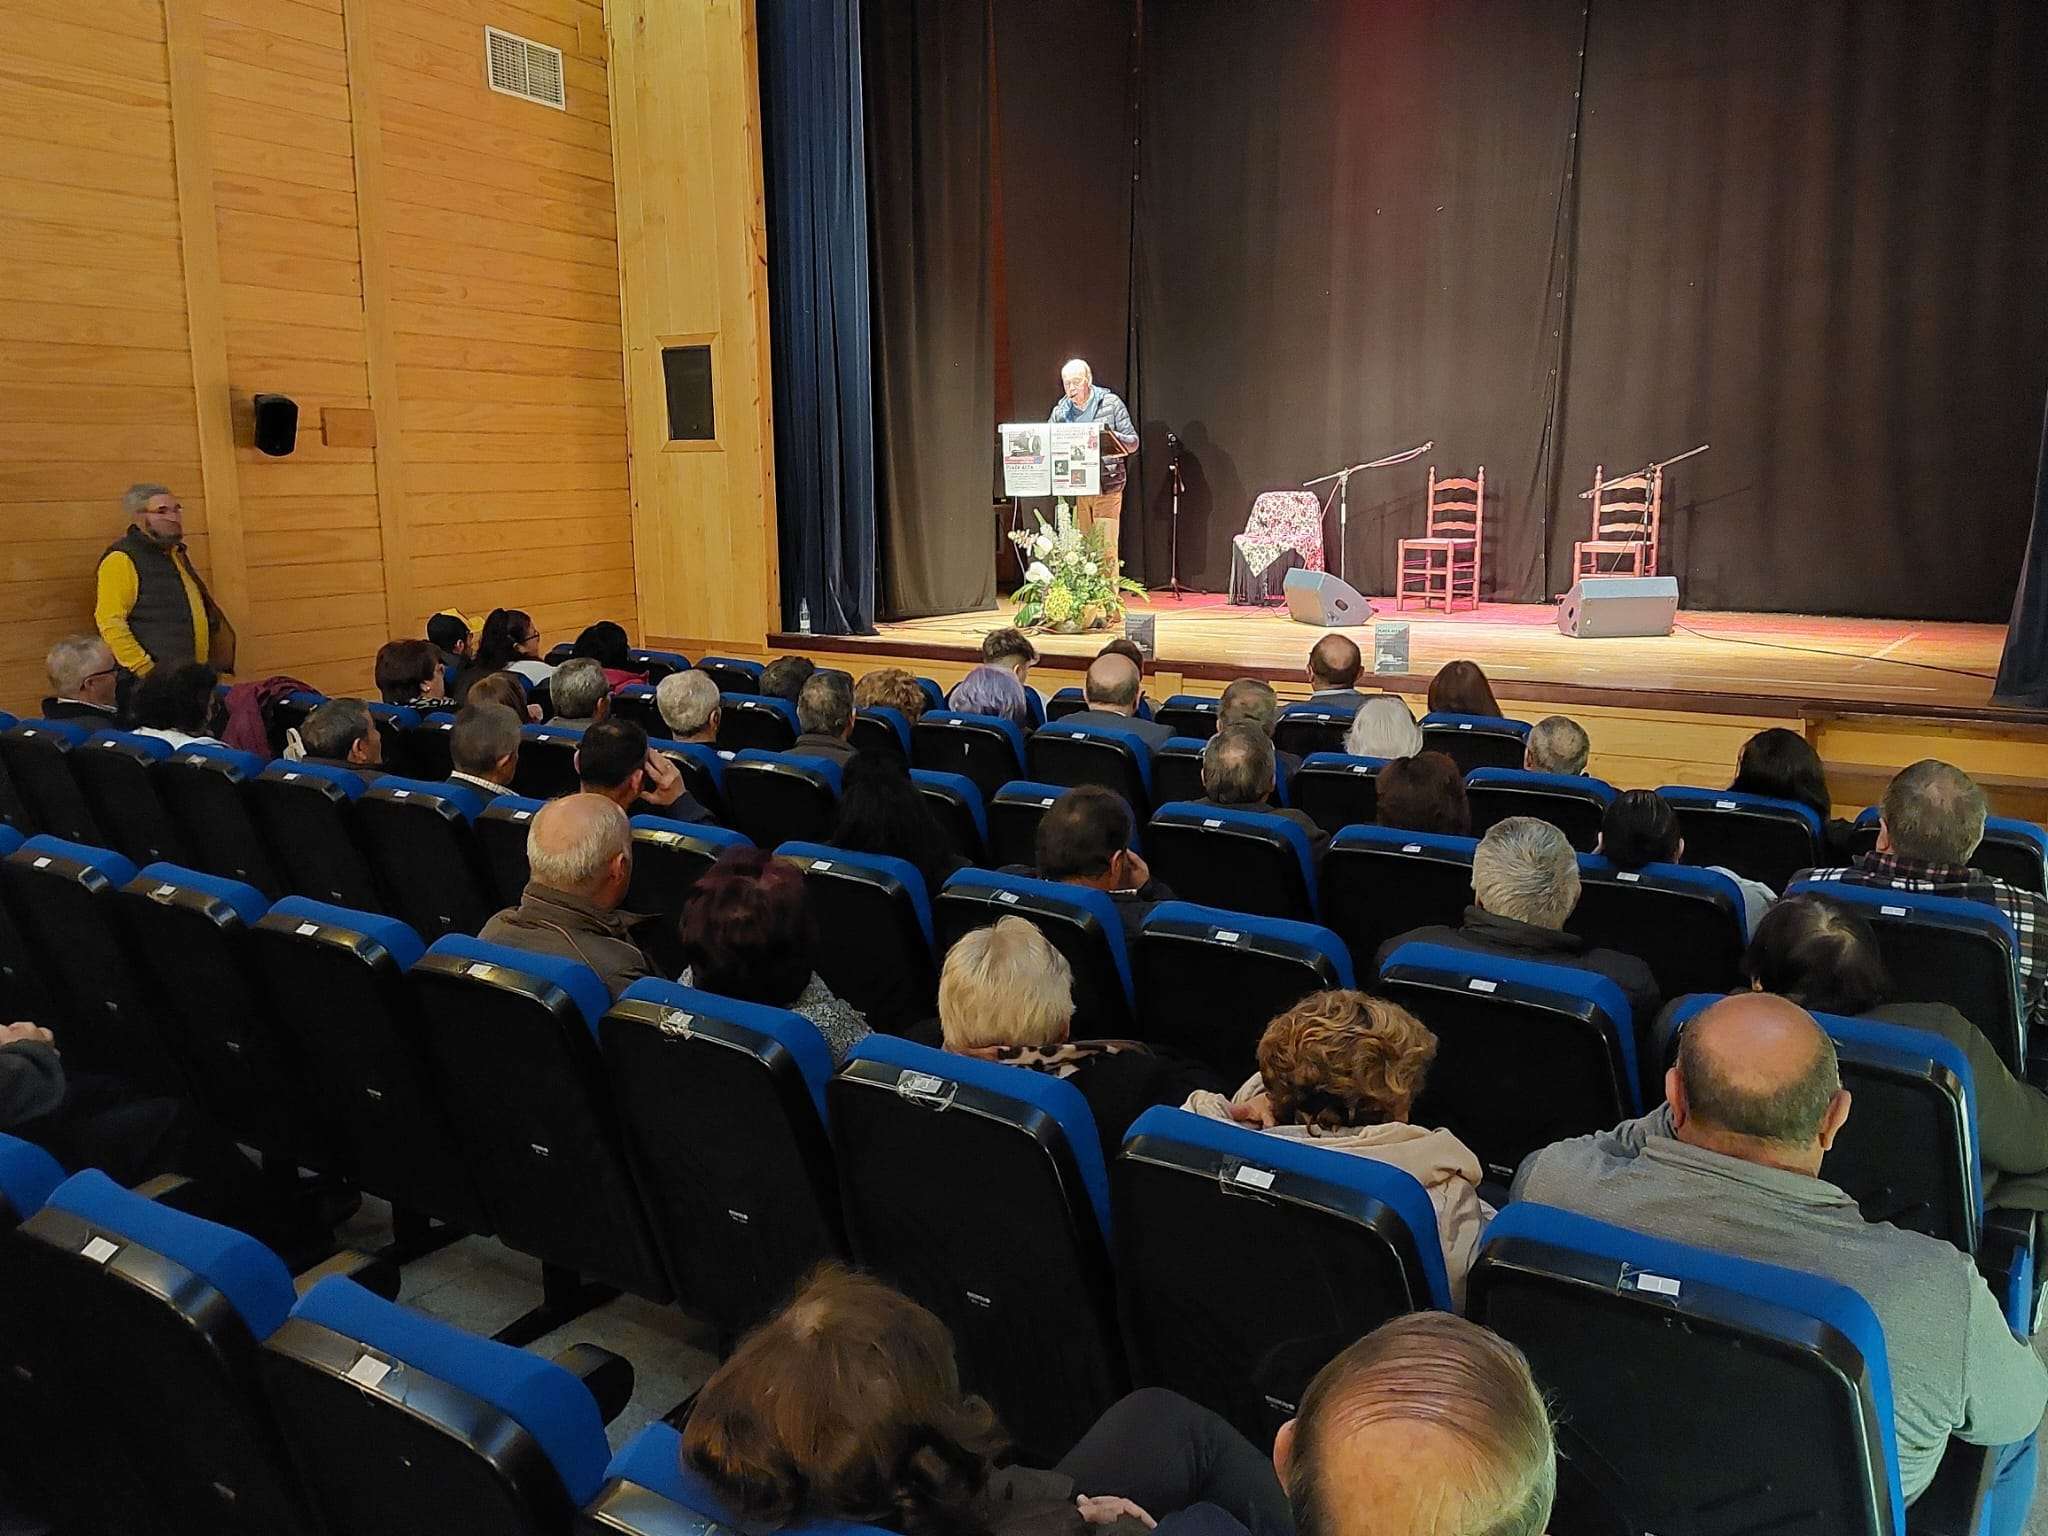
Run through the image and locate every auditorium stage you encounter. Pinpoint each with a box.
[774,593,2018,723]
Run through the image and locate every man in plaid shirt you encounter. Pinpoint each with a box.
[1800,759,2047,1040]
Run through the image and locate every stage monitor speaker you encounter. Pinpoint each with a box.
[1557,576,1679,638]
[251,394,299,457]
[1283,568,1373,627]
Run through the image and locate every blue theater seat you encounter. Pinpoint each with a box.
[1377,941,1638,1183]
[629,646,691,679]
[1570,854,1748,1001]
[1290,752,1387,834]
[1144,801,1318,921]
[1660,784,1824,892]
[1155,695,1222,740]
[777,842,937,1031]
[1114,1106,1451,1450]
[355,775,497,940]
[716,693,800,754]
[851,705,912,758]
[72,729,186,866]
[1272,703,1355,760]
[830,1035,1124,1464]
[250,758,383,909]
[515,722,587,799]
[476,792,548,908]
[723,750,843,847]
[936,868,1135,1036]
[912,767,989,865]
[0,822,52,1022]
[581,1421,895,1536]
[1418,711,1531,774]
[696,656,765,696]
[0,716,100,844]
[1464,766,1614,851]
[1150,736,1206,807]
[1045,685,1087,722]
[1029,719,1156,818]
[395,711,456,781]
[157,741,283,895]
[986,778,1074,868]
[651,738,729,821]
[609,682,665,737]
[625,818,751,927]
[1318,825,1477,965]
[600,980,845,1342]
[0,1133,63,1227]
[1134,903,1355,1079]
[913,710,1030,804]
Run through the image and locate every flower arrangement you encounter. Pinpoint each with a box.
[1009,501,1147,632]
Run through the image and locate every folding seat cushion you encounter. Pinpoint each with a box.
[1134,903,1355,1080]
[912,767,989,865]
[477,793,548,908]
[716,693,801,753]
[514,723,587,799]
[1,835,184,1092]
[1144,801,1318,921]
[356,775,498,940]
[1154,695,1222,740]
[829,1035,1123,1463]
[1114,1106,1451,1450]
[1789,878,2028,1076]
[651,738,728,820]
[1464,767,1614,851]
[937,868,1135,1035]
[1029,720,1155,818]
[1851,806,2048,896]
[1469,1203,1918,1536]
[250,758,383,910]
[913,710,1030,803]
[582,1421,895,1536]
[261,1276,620,1534]
[157,741,283,895]
[696,656,765,695]
[1288,752,1387,835]
[1271,703,1354,760]
[250,899,487,1234]
[601,980,845,1341]
[70,728,187,866]
[1659,784,1823,892]
[1318,825,1476,960]
[14,1170,313,1534]
[1417,711,1531,774]
[0,716,100,843]
[723,750,842,847]
[411,936,671,1299]
[1377,941,1638,1183]
[851,706,912,758]
[777,842,937,1030]
[1569,855,1748,1002]
[986,778,1072,869]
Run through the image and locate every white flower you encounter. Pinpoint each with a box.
[1083,561,1097,576]
[1024,561,1053,585]
[1031,535,1054,560]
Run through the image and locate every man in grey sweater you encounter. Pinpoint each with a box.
[1513,993,2046,1518]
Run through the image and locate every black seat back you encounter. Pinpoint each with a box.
[1569,857,1748,1006]
[157,744,283,896]
[1154,696,1221,740]
[1662,787,1823,892]
[851,708,911,761]
[601,982,847,1342]
[1289,753,1383,835]
[1271,706,1353,760]
[1419,715,1529,774]
[1318,826,1476,962]
[913,712,1029,803]
[355,777,500,940]
[0,718,100,842]
[986,779,1066,868]
[70,730,188,866]
[778,843,937,1031]
[1463,768,1612,852]
[393,715,456,781]
[716,695,800,754]
[935,871,1136,1037]
[1143,803,1318,922]
[476,794,547,909]
[513,725,585,799]
[723,752,842,847]
[1150,739,1206,808]
[250,761,383,909]
[912,769,989,866]
[1028,724,1153,819]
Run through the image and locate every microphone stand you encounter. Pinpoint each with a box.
[1166,444,1188,598]
[1304,441,1434,583]
[1575,441,1709,579]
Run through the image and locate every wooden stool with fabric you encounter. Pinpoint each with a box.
[1572,463,1663,581]
[1396,466,1485,612]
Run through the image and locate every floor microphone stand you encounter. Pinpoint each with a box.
[1166,452,1188,597]
[1304,440,1434,583]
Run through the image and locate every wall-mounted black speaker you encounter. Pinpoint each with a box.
[252,393,299,457]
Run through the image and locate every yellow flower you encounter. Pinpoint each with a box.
[1042,585,1078,624]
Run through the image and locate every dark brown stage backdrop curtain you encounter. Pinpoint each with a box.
[864,0,998,618]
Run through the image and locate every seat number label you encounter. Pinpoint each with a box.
[1467,979,1499,993]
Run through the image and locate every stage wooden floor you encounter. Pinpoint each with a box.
[795,594,2015,720]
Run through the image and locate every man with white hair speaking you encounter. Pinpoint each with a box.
[1048,358,1139,559]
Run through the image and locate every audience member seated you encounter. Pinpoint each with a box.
[760,654,816,704]
[289,698,384,780]
[1426,659,1501,719]
[981,625,1040,691]
[374,638,454,711]
[1374,751,1472,837]
[792,671,859,765]
[463,669,541,722]
[1801,759,2048,1039]
[1600,788,1774,926]
[1743,892,2048,1212]
[1275,1312,1554,1536]
[426,609,473,675]
[830,751,967,895]
[1220,677,1295,776]
[1731,726,1855,859]
[947,662,1030,724]
[1196,725,1328,856]
[1025,785,1176,948]
[941,917,1225,1167]
[1099,637,1152,710]
[684,1265,1292,1536]
[1343,696,1423,761]
[547,656,612,729]
[572,620,646,688]
[577,717,711,824]
[456,608,552,699]
[656,669,723,746]
[1513,993,2047,1516]
[478,792,649,999]
[1063,652,1174,752]
[854,666,933,724]
[1306,634,1373,707]
[129,661,221,748]
[678,849,870,1063]
[446,701,523,800]
[1379,817,1660,1025]
[1522,715,1589,777]
[40,633,120,724]
[1183,990,1492,1305]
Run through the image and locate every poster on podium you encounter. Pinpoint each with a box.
[1000,422,1101,497]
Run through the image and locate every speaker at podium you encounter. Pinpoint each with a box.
[1283,568,1374,627]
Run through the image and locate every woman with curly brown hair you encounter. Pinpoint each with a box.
[1182,991,1493,1306]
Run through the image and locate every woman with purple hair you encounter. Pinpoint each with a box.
[946,663,1029,723]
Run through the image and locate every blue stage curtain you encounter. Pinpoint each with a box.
[758,0,879,636]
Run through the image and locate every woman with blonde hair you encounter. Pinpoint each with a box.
[1184,990,1492,1304]
[1343,694,1424,760]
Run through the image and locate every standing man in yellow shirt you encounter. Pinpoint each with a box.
[94,483,235,680]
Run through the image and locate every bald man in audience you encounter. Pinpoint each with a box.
[1523,715,1590,777]
[1061,652,1174,753]
[1275,1312,1554,1536]
[1306,634,1373,708]
[478,793,650,998]
[1515,993,2048,1523]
